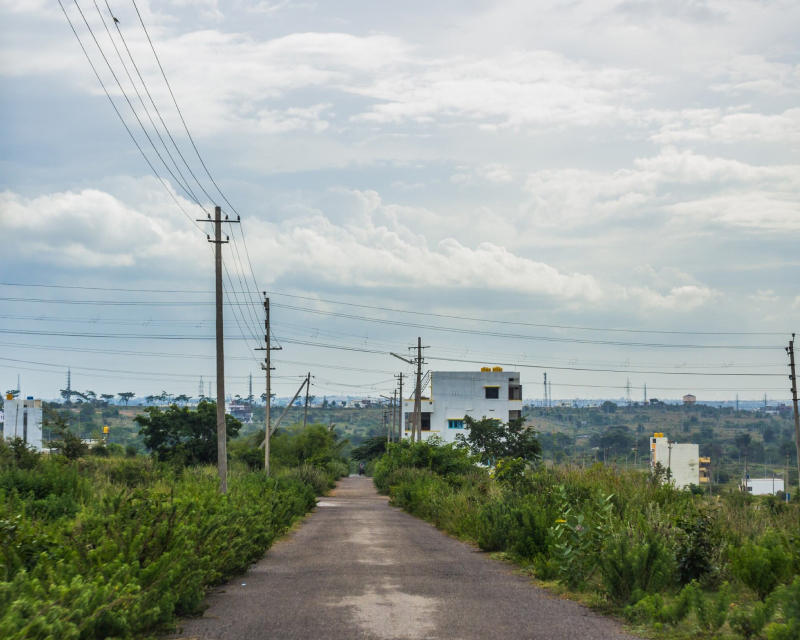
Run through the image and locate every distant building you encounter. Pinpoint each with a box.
[699,457,711,484]
[401,369,522,444]
[683,394,696,405]
[228,402,253,423]
[650,433,699,489]
[741,477,784,496]
[3,394,44,451]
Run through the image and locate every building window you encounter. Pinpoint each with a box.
[447,419,464,429]
[421,412,431,431]
[508,410,521,421]
[508,385,522,400]
[485,387,500,399]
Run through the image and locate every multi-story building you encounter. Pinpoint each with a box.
[3,394,44,450]
[401,369,523,444]
[650,433,699,489]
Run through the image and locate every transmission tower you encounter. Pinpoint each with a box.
[626,378,632,407]
[66,368,71,395]
[248,373,253,403]
[543,373,547,408]
[199,376,204,398]
[549,380,552,407]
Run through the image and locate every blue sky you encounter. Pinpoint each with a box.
[1,0,798,403]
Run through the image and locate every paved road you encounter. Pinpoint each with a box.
[170,476,632,640]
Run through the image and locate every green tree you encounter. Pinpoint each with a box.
[100,393,115,404]
[44,407,87,460]
[134,400,242,465]
[350,435,388,461]
[456,416,542,465]
[117,392,135,405]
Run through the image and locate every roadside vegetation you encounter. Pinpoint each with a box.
[373,420,800,640]
[0,403,349,640]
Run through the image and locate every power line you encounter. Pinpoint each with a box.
[0,294,783,350]
[0,283,787,337]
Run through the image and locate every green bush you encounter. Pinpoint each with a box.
[599,527,676,605]
[0,458,317,639]
[731,531,791,600]
[765,576,800,640]
[730,600,777,639]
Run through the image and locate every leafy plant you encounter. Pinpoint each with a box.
[599,527,676,604]
[675,511,718,585]
[731,531,791,600]
[730,600,777,639]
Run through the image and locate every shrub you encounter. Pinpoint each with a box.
[694,582,731,633]
[730,600,777,639]
[599,527,676,605]
[731,531,791,600]
[0,458,317,639]
[286,464,331,495]
[765,576,800,640]
[675,511,718,585]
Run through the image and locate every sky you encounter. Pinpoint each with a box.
[0,0,798,404]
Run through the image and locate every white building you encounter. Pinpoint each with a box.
[3,394,44,451]
[401,369,523,444]
[741,478,785,496]
[650,434,699,489]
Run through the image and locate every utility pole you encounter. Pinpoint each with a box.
[393,388,398,443]
[395,373,404,440]
[667,439,674,483]
[787,335,800,495]
[198,205,238,494]
[414,337,425,442]
[257,296,281,475]
[303,372,311,428]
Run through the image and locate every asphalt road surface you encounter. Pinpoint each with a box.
[170,476,632,640]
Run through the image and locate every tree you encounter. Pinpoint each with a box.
[735,433,753,452]
[601,401,618,414]
[84,390,97,403]
[145,395,156,405]
[456,416,542,465]
[174,394,191,406]
[117,392,135,406]
[350,435,388,461]
[134,400,242,465]
[100,394,115,404]
[44,407,87,460]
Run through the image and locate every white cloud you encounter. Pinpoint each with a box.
[0,181,204,269]
[480,163,514,184]
[1,182,719,313]
[651,108,800,144]
[522,147,800,229]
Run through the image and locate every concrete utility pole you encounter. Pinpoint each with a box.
[257,296,280,475]
[414,337,423,442]
[303,372,311,428]
[787,335,800,495]
[393,388,398,443]
[390,358,410,442]
[198,205,238,494]
[397,374,403,440]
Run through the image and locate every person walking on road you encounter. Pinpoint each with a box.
[358,461,365,476]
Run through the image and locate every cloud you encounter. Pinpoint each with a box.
[651,108,800,144]
[521,147,800,229]
[1,181,718,313]
[0,181,204,269]
[480,163,514,184]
